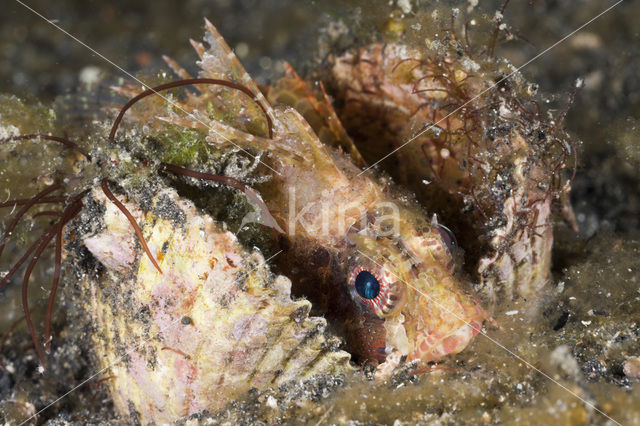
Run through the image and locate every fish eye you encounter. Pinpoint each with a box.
[349,266,406,317]
[436,224,458,256]
[355,270,380,299]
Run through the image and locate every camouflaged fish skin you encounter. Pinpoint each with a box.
[322,42,569,303]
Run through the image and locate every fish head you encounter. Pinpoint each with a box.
[344,214,487,375]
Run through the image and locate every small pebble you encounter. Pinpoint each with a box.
[266,395,278,409]
[397,0,412,14]
[623,356,640,379]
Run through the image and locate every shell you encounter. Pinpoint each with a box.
[66,184,351,424]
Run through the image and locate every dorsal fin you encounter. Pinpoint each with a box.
[267,63,366,168]
[199,18,276,124]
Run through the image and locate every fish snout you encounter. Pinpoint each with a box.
[409,320,483,362]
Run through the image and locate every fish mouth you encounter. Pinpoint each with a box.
[374,312,484,379]
[383,313,411,357]
[408,320,483,363]
[368,313,411,378]
[375,346,388,363]
[375,350,406,379]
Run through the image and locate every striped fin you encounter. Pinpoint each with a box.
[199,18,275,123]
[156,116,207,131]
[162,55,193,80]
[189,38,206,60]
[201,19,265,99]
[203,114,307,165]
[110,84,142,99]
[267,64,366,167]
[269,106,342,171]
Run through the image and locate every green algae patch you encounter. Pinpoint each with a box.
[156,126,211,166]
[0,94,56,136]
